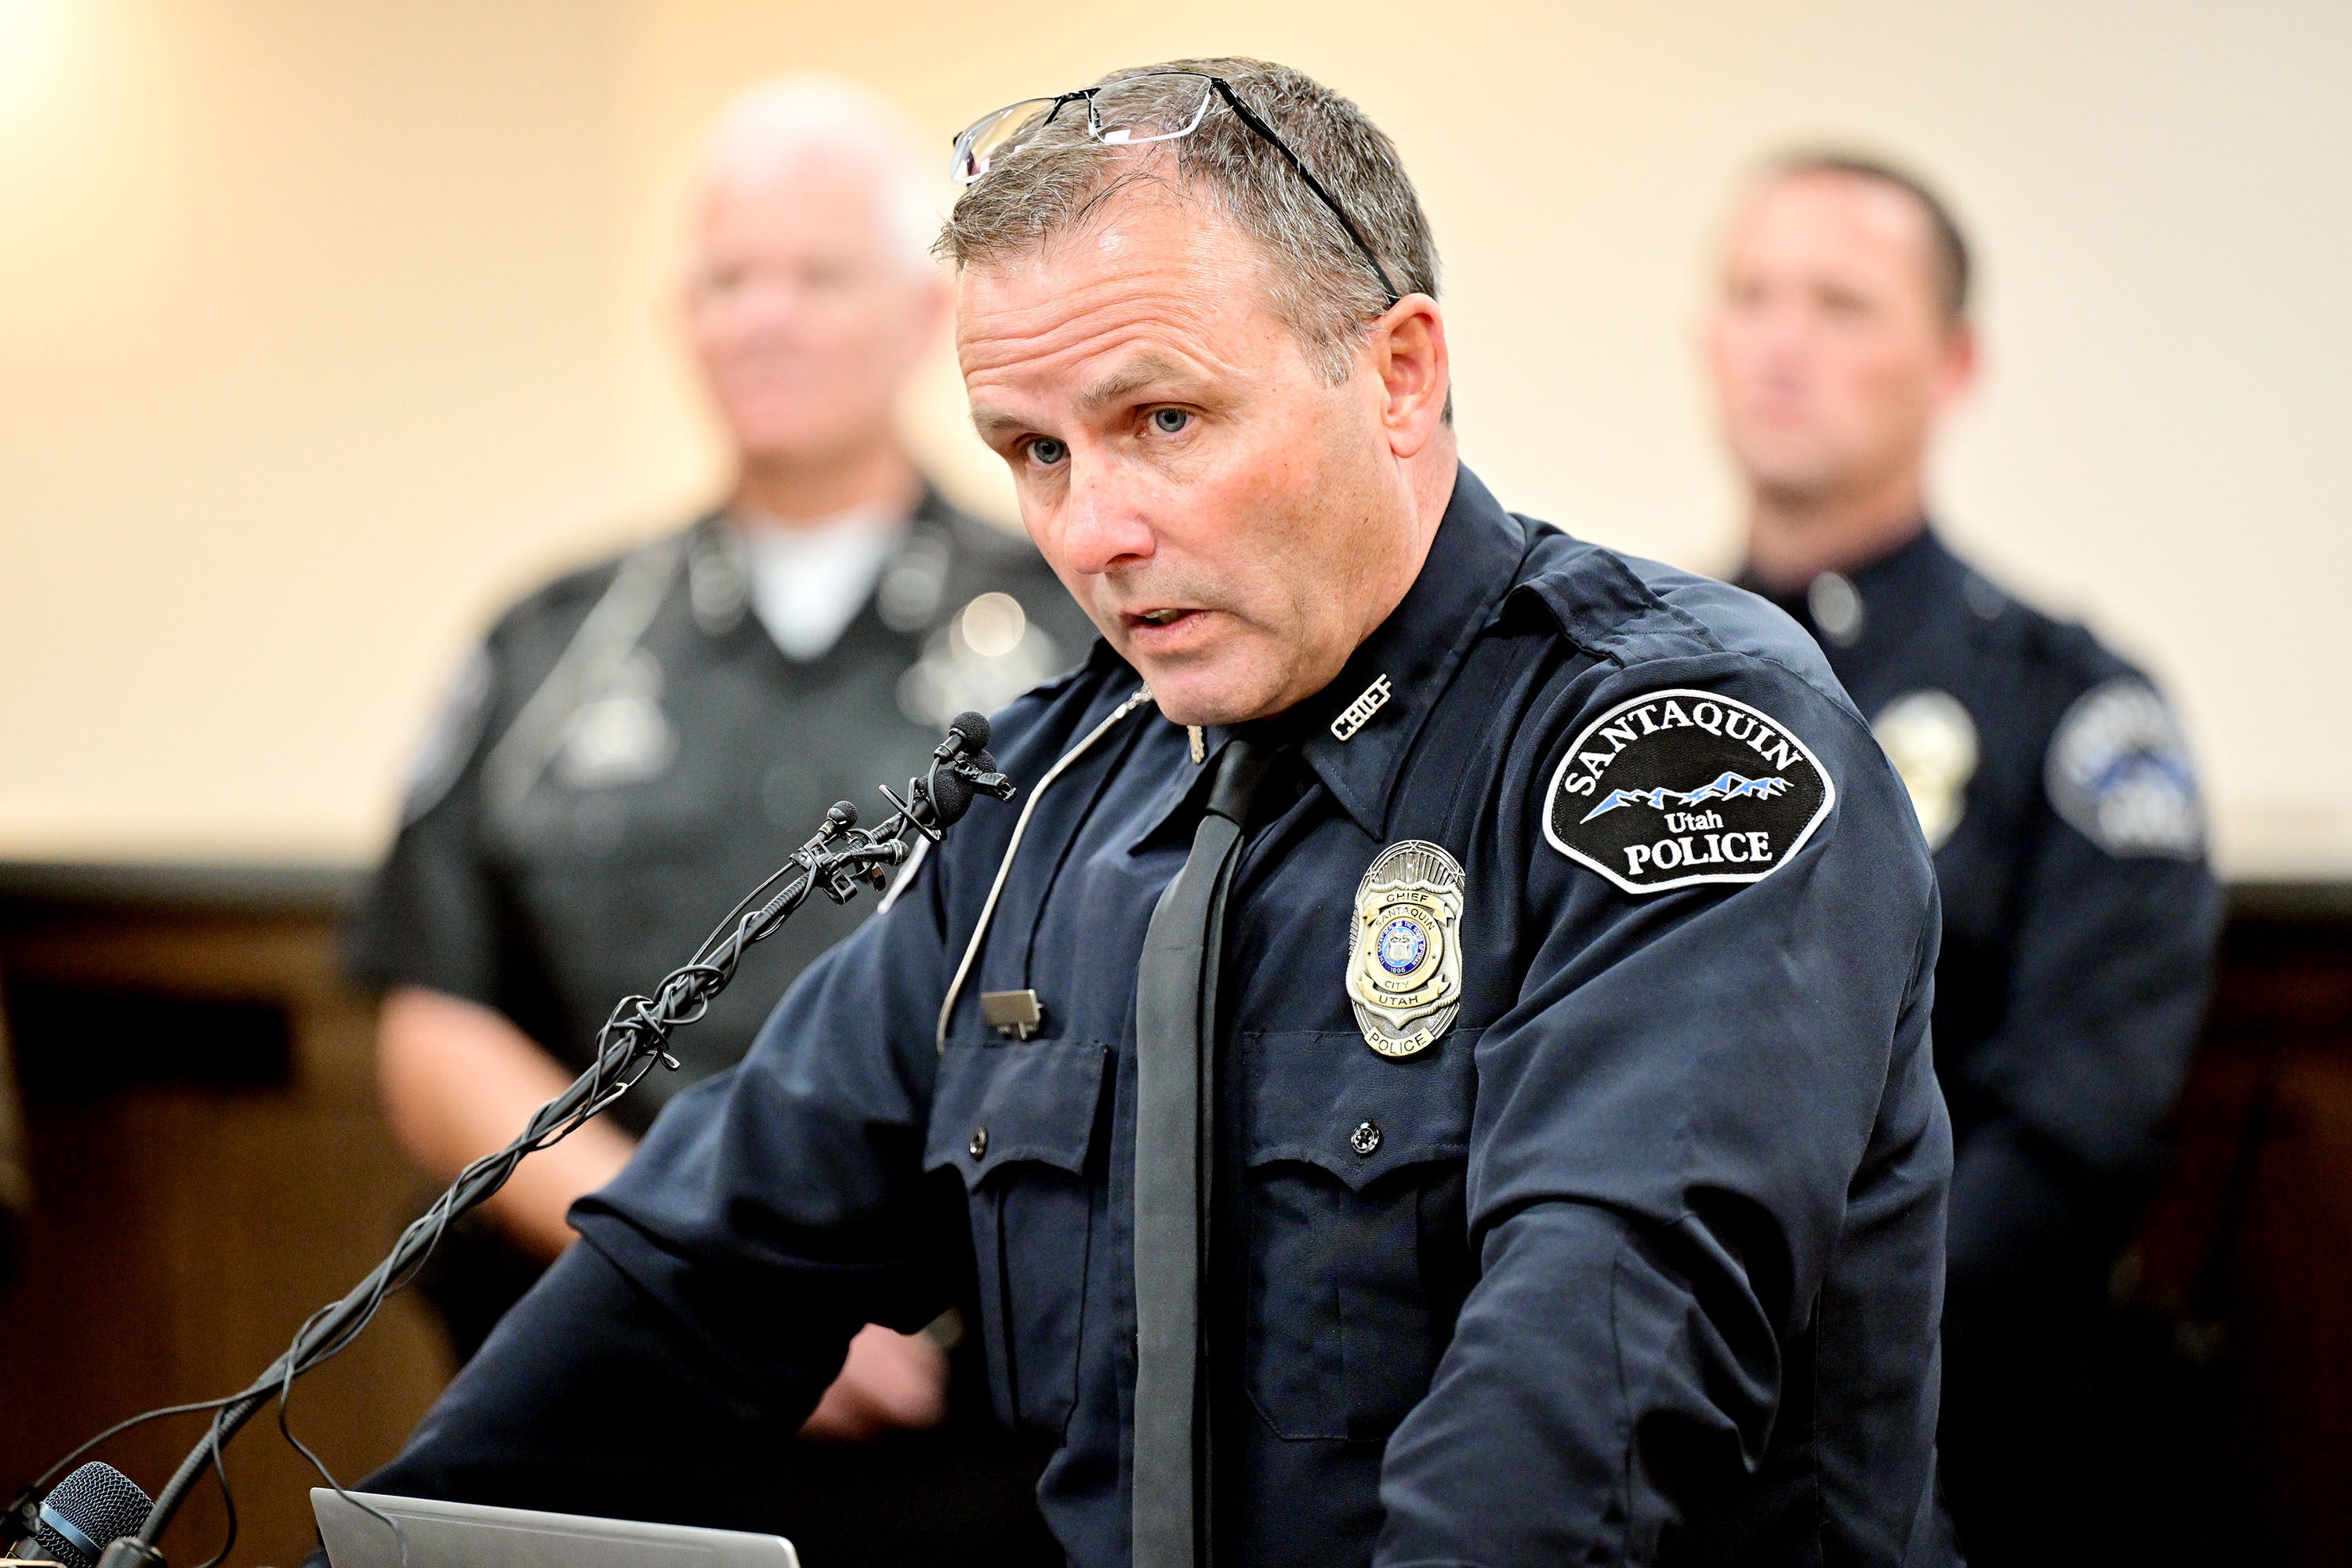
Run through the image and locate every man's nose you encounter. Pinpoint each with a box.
[1735,303,1818,383]
[1740,295,1812,350]
[1058,457,1158,577]
[724,277,813,336]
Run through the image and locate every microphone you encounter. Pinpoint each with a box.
[5,1465,151,1568]
[913,711,1011,830]
[931,710,991,761]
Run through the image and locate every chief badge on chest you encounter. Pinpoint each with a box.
[1347,840,1466,1059]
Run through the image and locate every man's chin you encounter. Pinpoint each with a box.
[1740,450,1851,508]
[1131,657,1281,730]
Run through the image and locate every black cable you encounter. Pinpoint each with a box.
[274,1332,408,1568]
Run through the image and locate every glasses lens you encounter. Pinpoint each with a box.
[1087,73,1214,147]
[951,97,1065,184]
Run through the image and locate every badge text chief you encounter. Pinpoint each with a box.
[1544,687,1837,897]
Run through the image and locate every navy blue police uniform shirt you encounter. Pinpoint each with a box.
[368,469,1959,1566]
[347,488,1090,1138]
[1739,530,2223,1270]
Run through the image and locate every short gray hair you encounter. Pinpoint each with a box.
[698,74,942,272]
[940,58,1439,383]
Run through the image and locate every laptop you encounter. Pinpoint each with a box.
[313,1489,800,1568]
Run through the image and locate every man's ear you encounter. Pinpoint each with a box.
[912,267,954,346]
[1936,316,1980,411]
[1370,296,1450,458]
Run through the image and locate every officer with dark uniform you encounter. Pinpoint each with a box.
[1704,152,2223,1565]
[354,490,1082,1171]
[359,61,1961,1566]
[347,77,1089,1568]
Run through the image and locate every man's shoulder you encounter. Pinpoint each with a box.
[1508,523,1860,721]
[925,490,1029,564]
[1491,522,1930,903]
[924,493,1091,632]
[1930,546,2206,862]
[481,523,696,660]
[1934,546,2168,717]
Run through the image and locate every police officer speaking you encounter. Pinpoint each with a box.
[364,60,1960,1566]
[1704,154,2222,1566]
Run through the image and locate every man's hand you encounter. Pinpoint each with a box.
[797,1324,950,1441]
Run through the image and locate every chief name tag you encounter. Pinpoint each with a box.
[1348,840,1466,1058]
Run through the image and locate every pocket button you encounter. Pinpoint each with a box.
[968,1127,989,1159]
[1349,1120,1382,1157]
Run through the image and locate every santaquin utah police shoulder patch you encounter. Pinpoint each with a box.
[1545,688,1835,895]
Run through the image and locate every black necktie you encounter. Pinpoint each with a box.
[1131,736,1270,1568]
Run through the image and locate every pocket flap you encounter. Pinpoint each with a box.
[925,1038,1109,1190]
[1240,1029,1479,1192]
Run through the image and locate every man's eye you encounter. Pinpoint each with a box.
[1150,408,1191,434]
[1026,437,1068,467]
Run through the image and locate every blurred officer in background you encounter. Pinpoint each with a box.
[1705,151,2224,1565]
[347,74,1086,1568]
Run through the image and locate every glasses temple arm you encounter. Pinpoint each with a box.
[1209,79,1405,308]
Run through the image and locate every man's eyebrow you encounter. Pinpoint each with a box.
[1077,353,1200,415]
[969,404,1029,441]
[968,353,1208,442]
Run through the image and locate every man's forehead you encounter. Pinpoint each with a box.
[1734,172,1935,272]
[964,192,1218,298]
[960,262,1219,356]
[699,150,894,245]
[956,223,1283,388]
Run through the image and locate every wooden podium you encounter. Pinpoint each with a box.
[0,863,451,1568]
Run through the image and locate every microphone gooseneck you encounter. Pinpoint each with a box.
[22,720,1019,1568]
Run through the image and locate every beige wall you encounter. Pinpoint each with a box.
[4,0,2347,875]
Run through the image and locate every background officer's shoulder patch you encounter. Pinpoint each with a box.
[2045,677,2203,859]
[1544,688,1836,895]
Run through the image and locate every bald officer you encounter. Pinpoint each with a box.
[347,76,1087,1566]
[1704,153,2223,1565]
[361,60,1958,1566]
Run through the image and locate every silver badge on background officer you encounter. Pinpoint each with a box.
[1704,151,2223,1567]
[344,75,1088,1568]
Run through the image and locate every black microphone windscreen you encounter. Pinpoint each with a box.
[25,1464,150,1568]
[925,764,975,826]
[948,712,990,752]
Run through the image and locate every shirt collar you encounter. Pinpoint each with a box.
[685,485,948,643]
[1734,522,1958,663]
[1131,464,1533,846]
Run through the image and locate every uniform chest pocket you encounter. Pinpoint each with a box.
[924,1038,1108,1438]
[1240,1029,1479,1443]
